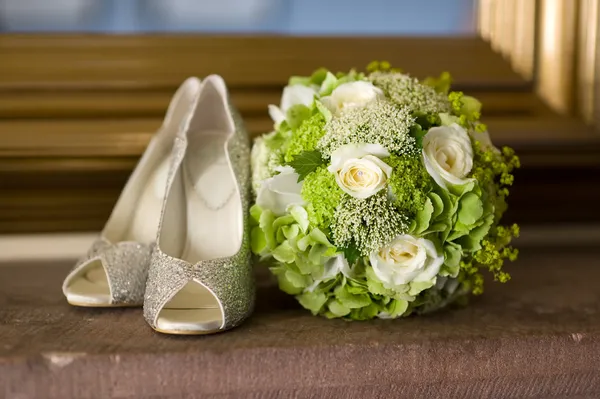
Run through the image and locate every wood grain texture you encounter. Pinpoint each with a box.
[1,248,600,398]
[0,36,525,88]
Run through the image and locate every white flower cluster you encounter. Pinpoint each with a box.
[318,99,416,157]
[369,71,451,114]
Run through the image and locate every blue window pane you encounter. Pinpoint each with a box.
[0,0,476,35]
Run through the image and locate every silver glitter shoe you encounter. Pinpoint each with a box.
[143,75,254,334]
[62,77,203,307]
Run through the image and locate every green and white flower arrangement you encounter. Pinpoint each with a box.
[250,62,520,320]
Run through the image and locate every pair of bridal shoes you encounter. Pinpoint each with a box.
[62,75,254,335]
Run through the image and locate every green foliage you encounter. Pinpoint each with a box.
[423,71,453,94]
[287,150,326,182]
[250,204,339,294]
[386,154,433,217]
[283,112,327,163]
[300,166,343,232]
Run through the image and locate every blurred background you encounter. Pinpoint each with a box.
[0,0,599,259]
[0,0,476,35]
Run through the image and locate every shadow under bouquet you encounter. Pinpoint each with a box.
[250,62,520,320]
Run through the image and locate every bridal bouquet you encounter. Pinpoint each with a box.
[250,62,520,320]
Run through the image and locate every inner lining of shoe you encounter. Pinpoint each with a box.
[156,280,223,332]
[64,259,111,306]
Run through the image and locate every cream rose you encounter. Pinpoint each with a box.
[370,234,444,290]
[328,144,392,199]
[422,123,474,189]
[256,166,304,215]
[268,84,317,126]
[321,81,383,115]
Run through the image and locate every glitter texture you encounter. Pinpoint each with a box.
[62,238,152,306]
[143,90,255,331]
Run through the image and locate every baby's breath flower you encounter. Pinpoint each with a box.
[369,71,451,115]
[318,99,416,157]
[332,191,410,256]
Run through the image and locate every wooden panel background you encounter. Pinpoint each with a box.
[0,35,599,233]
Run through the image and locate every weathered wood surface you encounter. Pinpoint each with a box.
[1,247,600,398]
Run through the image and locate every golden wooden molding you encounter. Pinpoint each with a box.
[577,0,600,125]
[480,0,600,124]
[478,0,536,80]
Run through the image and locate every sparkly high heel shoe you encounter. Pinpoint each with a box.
[62,78,202,307]
[143,75,254,334]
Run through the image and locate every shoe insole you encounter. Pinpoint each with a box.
[65,261,111,306]
[65,156,170,305]
[158,130,242,333]
[156,280,223,333]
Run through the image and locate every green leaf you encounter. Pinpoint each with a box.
[410,123,427,148]
[271,267,304,295]
[308,244,328,265]
[288,76,312,86]
[413,197,433,234]
[444,242,462,269]
[429,192,444,219]
[335,285,372,309]
[287,104,312,130]
[259,209,276,250]
[309,228,332,246]
[439,112,461,126]
[315,100,333,123]
[287,150,326,182]
[386,299,409,318]
[328,299,351,317]
[285,269,311,288]
[319,72,338,96]
[408,280,435,296]
[297,291,328,315]
[349,303,380,320]
[310,68,329,86]
[250,226,267,254]
[346,282,368,295]
[289,205,309,233]
[458,192,484,226]
[282,224,300,240]
[273,241,296,263]
[250,204,263,224]
[342,245,361,265]
[460,95,482,119]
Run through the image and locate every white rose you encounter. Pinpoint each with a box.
[256,166,304,215]
[439,113,499,154]
[268,84,317,125]
[321,81,383,115]
[422,123,474,189]
[370,234,444,290]
[328,144,392,199]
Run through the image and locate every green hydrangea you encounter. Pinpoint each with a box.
[250,204,339,294]
[387,154,433,216]
[332,191,410,257]
[318,99,416,156]
[284,111,327,163]
[369,71,451,115]
[301,166,342,233]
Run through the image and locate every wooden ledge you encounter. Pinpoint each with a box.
[1,248,600,398]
